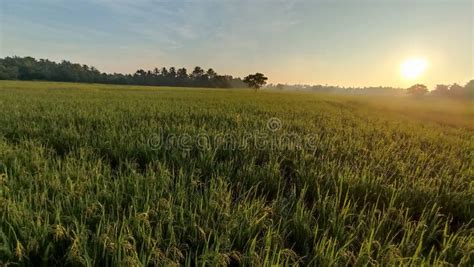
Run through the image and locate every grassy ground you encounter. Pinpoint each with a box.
[0,80,473,266]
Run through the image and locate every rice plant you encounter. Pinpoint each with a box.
[0,80,472,266]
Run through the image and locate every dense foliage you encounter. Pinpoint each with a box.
[0,56,246,88]
[407,84,429,97]
[0,81,472,266]
[243,73,268,90]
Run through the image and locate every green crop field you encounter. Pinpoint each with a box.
[0,80,473,266]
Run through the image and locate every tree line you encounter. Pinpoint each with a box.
[2,56,470,98]
[268,81,474,100]
[0,56,251,88]
[406,82,474,100]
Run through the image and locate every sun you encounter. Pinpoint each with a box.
[400,58,427,80]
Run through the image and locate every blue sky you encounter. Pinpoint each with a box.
[1,0,472,87]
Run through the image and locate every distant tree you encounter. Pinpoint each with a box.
[176,68,188,86]
[160,67,169,77]
[134,69,146,77]
[243,73,268,90]
[0,64,19,79]
[191,66,204,80]
[407,84,428,97]
[213,75,233,88]
[431,84,449,96]
[177,68,187,78]
[449,83,466,98]
[168,67,177,79]
[465,80,474,100]
[133,69,147,84]
[206,68,217,80]
[276,83,285,90]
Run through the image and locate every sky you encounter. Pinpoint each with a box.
[1,0,473,88]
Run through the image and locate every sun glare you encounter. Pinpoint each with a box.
[400,58,427,80]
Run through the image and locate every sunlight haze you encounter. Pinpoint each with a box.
[401,58,428,81]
